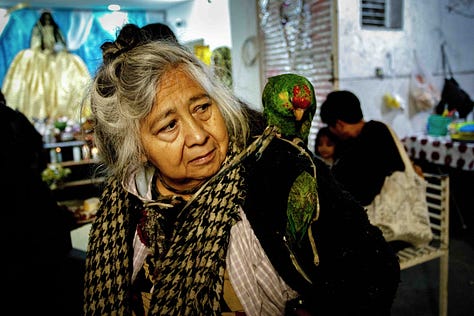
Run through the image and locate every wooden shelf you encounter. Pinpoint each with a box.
[43,140,85,149]
[44,140,104,203]
[58,159,100,167]
[57,177,105,189]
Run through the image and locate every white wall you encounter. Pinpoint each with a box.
[337,0,474,138]
[166,0,261,109]
[228,0,262,110]
[167,0,232,50]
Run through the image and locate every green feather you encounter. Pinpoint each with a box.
[286,171,318,246]
[262,73,317,142]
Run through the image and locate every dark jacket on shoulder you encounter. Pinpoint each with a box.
[243,137,401,315]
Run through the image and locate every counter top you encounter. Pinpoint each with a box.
[401,133,474,171]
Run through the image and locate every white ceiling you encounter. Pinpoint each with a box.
[1,0,192,11]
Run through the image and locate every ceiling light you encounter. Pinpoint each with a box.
[108,4,121,11]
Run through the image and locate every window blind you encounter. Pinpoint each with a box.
[257,0,334,152]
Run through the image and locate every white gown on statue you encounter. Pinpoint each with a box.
[2,17,91,122]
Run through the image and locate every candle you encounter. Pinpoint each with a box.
[82,145,91,160]
[73,146,82,162]
[55,147,62,163]
[91,147,99,160]
[49,148,57,163]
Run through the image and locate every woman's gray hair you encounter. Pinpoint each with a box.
[88,40,249,183]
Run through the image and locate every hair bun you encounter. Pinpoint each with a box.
[101,24,148,64]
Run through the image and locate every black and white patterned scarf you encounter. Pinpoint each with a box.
[84,127,277,315]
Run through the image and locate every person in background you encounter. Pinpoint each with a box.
[314,126,338,167]
[320,90,405,207]
[320,90,416,252]
[0,89,76,314]
[83,24,399,315]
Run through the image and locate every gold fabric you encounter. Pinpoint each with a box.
[141,292,152,315]
[2,48,90,121]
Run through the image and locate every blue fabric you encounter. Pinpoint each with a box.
[0,9,39,87]
[459,123,474,132]
[0,8,151,87]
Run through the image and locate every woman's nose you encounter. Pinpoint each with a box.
[183,118,208,146]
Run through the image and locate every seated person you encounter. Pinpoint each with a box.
[320,90,405,206]
[320,90,416,251]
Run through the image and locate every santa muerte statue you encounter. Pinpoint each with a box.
[2,11,90,122]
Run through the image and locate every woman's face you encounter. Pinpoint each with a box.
[140,68,229,194]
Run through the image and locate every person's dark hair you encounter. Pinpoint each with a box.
[141,22,177,43]
[316,126,338,146]
[320,90,363,126]
[37,11,67,50]
[100,24,148,64]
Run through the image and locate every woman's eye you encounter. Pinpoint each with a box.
[160,120,177,133]
[195,102,211,113]
[193,102,213,120]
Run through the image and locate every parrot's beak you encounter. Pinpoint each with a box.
[294,108,305,121]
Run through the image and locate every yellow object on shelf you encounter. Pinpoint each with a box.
[449,121,474,141]
[194,45,211,65]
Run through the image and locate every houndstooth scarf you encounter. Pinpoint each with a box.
[84,127,277,315]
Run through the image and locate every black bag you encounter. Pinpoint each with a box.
[435,43,474,118]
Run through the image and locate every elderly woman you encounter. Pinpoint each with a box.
[84,24,400,316]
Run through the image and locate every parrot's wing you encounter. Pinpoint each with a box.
[286,170,318,245]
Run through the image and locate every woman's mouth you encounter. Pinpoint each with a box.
[189,149,216,166]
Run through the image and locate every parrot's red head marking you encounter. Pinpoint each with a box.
[291,84,312,110]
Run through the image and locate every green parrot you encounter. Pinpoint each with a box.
[262,73,317,144]
[261,74,320,271]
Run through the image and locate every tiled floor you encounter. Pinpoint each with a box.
[391,163,474,316]
[391,231,474,316]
